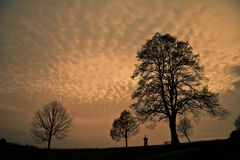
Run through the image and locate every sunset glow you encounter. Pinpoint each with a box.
[0,0,240,148]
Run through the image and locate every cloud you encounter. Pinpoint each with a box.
[231,65,240,76]
[0,0,240,147]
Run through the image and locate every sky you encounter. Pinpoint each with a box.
[0,0,240,148]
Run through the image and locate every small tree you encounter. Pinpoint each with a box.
[31,101,72,149]
[234,115,240,130]
[177,117,193,142]
[110,110,139,147]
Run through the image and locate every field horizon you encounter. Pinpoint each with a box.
[1,138,239,160]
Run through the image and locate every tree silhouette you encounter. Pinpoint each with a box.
[177,117,193,142]
[110,110,139,147]
[31,101,72,149]
[131,32,228,145]
[234,115,240,130]
[229,130,240,145]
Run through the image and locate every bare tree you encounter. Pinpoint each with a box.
[31,101,72,149]
[234,115,240,130]
[110,110,139,147]
[177,117,193,142]
[131,33,228,145]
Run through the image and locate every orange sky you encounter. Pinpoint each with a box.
[0,0,240,148]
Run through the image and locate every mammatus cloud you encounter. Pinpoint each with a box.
[0,0,240,148]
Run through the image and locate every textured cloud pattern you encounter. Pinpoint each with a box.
[0,0,240,147]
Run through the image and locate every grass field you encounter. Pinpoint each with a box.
[0,139,238,160]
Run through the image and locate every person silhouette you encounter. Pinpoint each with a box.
[144,135,148,147]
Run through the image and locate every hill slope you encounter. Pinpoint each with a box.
[0,139,238,160]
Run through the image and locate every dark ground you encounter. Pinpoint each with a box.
[0,139,239,160]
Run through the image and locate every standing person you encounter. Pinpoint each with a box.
[144,135,148,147]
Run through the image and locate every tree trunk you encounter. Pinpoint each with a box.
[125,137,128,148]
[169,118,180,145]
[185,134,191,143]
[47,136,52,150]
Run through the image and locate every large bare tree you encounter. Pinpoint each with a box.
[31,101,72,149]
[110,110,139,147]
[131,33,227,145]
